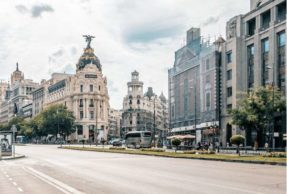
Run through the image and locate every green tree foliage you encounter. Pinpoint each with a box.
[172,138,181,151]
[229,86,285,146]
[230,135,245,156]
[38,104,75,138]
[5,104,76,140]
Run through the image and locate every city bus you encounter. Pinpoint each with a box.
[125,131,152,148]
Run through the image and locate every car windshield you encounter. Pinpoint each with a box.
[126,133,141,139]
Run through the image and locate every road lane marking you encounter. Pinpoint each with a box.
[9,177,13,181]
[17,187,23,192]
[13,182,17,186]
[23,167,85,194]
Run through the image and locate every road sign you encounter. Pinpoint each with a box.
[273,132,279,137]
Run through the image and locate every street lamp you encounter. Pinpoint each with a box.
[153,95,157,147]
[190,74,197,142]
[56,109,62,148]
[266,65,275,150]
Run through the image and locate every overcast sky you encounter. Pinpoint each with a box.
[0,0,249,109]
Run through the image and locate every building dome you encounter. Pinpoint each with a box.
[76,35,102,71]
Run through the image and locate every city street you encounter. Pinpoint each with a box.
[0,145,285,194]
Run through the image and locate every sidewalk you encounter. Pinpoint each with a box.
[0,154,25,160]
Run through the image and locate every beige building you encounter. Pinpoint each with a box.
[0,80,8,101]
[108,108,122,139]
[32,36,110,142]
[122,71,168,144]
[0,63,38,124]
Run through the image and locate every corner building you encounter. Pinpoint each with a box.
[32,38,110,142]
[221,0,286,147]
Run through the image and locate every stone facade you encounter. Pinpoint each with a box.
[168,0,286,148]
[0,64,38,124]
[122,71,168,143]
[221,0,286,147]
[108,108,122,139]
[168,28,223,145]
[32,38,110,142]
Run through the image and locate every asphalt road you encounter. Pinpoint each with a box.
[0,145,285,194]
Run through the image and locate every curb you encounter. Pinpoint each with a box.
[61,147,286,166]
[0,155,25,160]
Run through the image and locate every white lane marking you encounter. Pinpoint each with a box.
[23,167,85,194]
[13,182,17,186]
[17,187,23,192]
[6,174,9,178]
[9,177,13,181]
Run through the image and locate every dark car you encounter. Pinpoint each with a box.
[112,139,122,146]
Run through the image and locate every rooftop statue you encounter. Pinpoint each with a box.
[83,35,95,48]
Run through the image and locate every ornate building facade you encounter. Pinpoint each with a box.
[122,71,168,144]
[0,63,38,124]
[168,28,223,145]
[32,36,110,142]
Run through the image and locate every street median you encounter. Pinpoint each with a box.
[61,146,286,166]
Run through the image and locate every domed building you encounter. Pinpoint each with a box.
[32,35,110,142]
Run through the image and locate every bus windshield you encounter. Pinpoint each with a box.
[126,133,141,139]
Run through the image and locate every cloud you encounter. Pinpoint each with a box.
[15,5,29,14]
[31,4,54,18]
[1,0,250,109]
[202,16,221,27]
[15,4,54,18]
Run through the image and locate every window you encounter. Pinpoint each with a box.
[227,70,232,80]
[277,2,286,22]
[143,132,152,137]
[98,85,101,91]
[227,104,232,110]
[206,59,210,70]
[90,85,93,92]
[205,92,211,110]
[278,31,286,47]
[247,18,256,36]
[206,74,210,84]
[137,99,140,104]
[226,52,232,63]
[79,99,83,107]
[260,10,271,30]
[247,44,255,88]
[80,111,83,119]
[89,99,94,107]
[130,120,132,125]
[77,126,83,135]
[227,87,232,97]
[262,38,269,53]
[80,85,83,92]
[90,111,94,119]
[278,31,286,92]
[262,38,269,85]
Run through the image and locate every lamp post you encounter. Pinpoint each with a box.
[153,95,157,147]
[56,109,62,148]
[266,65,275,150]
[190,73,197,143]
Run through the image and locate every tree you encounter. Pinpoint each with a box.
[172,138,181,151]
[39,104,75,140]
[229,86,285,147]
[230,135,245,156]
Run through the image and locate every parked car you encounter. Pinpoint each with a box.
[111,139,122,146]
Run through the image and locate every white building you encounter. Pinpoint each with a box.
[32,36,110,142]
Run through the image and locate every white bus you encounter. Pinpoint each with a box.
[125,131,152,148]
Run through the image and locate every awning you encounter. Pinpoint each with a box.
[167,135,195,140]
